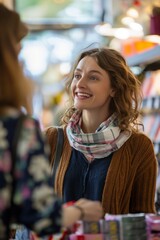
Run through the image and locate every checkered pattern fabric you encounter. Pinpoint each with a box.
[66,111,131,161]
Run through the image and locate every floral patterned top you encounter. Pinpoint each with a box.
[0,114,62,240]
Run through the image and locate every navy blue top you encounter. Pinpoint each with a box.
[63,148,113,203]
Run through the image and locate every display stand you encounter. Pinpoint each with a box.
[126,46,160,201]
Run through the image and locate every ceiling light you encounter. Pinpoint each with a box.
[121,17,135,26]
[127,8,139,18]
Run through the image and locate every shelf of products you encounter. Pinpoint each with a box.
[22,213,160,240]
[127,46,160,198]
[141,70,160,157]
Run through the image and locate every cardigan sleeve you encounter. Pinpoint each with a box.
[129,133,158,213]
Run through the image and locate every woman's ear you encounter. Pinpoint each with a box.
[110,89,116,97]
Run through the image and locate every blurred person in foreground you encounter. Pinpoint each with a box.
[46,47,158,214]
[0,4,103,240]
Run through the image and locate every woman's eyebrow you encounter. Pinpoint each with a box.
[89,70,102,75]
[75,68,102,75]
[74,68,82,72]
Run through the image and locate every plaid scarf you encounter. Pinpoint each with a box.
[66,111,131,161]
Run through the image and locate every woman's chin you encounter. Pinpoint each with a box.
[74,105,83,110]
[73,102,84,110]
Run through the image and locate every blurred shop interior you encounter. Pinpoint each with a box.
[1,0,160,178]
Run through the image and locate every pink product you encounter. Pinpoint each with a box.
[146,214,160,231]
[69,234,105,240]
[146,214,160,240]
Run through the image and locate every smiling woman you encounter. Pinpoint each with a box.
[45,47,158,216]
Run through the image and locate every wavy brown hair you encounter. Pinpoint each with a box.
[0,4,34,114]
[62,47,143,131]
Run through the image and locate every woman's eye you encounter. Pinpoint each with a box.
[90,75,98,81]
[74,74,81,79]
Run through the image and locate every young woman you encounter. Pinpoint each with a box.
[46,47,158,215]
[0,4,103,239]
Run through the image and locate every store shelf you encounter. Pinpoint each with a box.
[126,45,160,67]
[25,18,99,31]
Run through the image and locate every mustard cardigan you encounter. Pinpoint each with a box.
[46,126,157,215]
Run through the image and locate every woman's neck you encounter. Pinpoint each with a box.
[81,110,111,133]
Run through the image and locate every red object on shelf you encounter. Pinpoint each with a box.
[133,0,141,7]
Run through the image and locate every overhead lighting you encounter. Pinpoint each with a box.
[127,7,139,18]
[95,23,143,39]
[114,28,131,39]
[121,17,135,25]
[145,35,160,44]
[94,23,112,36]
[129,22,143,31]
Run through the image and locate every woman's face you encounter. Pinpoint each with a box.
[71,56,115,114]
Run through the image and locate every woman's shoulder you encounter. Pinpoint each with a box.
[125,131,155,155]
[0,114,39,138]
[44,125,66,137]
[45,126,58,136]
[129,131,153,145]
[44,126,61,141]
[44,125,67,149]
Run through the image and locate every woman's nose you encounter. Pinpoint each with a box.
[76,76,86,88]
